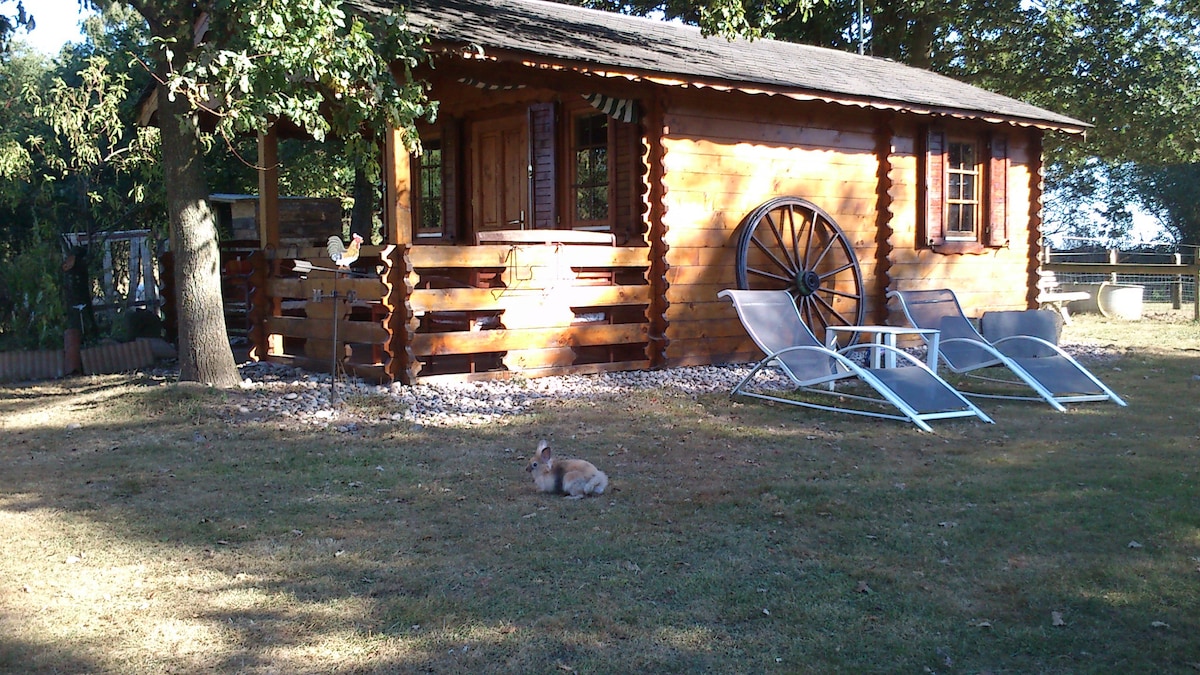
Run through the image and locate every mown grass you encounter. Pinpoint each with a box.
[1,316,1198,674]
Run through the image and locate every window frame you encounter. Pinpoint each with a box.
[564,105,615,232]
[923,126,1009,254]
[413,134,445,240]
[944,136,983,242]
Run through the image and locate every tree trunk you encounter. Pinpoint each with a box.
[158,85,241,388]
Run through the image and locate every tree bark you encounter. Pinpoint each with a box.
[158,84,241,387]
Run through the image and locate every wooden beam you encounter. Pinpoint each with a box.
[412,322,648,356]
[264,316,388,344]
[257,126,280,247]
[384,126,413,245]
[409,285,653,314]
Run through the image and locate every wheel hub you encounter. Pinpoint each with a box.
[795,269,821,296]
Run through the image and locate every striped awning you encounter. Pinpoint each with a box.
[583,93,639,123]
[456,77,526,91]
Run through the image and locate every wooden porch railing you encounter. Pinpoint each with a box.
[241,241,653,382]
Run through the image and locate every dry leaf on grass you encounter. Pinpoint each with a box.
[855,580,872,594]
[1052,611,1066,626]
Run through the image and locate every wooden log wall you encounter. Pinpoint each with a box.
[884,121,1040,322]
[658,95,887,366]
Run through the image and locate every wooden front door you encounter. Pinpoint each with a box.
[471,114,529,232]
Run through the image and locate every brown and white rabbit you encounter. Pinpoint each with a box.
[525,439,608,499]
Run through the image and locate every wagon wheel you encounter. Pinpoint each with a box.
[735,196,865,342]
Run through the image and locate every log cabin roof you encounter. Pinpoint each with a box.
[351,0,1089,133]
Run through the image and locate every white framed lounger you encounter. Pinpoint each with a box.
[887,288,1126,411]
[718,289,992,432]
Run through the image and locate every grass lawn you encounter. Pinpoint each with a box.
[1,314,1198,674]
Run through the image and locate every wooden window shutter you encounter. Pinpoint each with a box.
[925,127,946,246]
[986,133,1009,247]
[529,102,557,229]
[442,119,462,241]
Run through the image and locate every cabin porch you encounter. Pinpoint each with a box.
[225,232,660,384]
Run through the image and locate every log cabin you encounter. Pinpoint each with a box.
[225,0,1091,383]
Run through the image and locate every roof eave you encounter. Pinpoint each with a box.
[426,40,1091,135]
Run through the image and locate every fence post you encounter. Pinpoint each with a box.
[1194,250,1199,322]
[1108,249,1119,283]
[1171,253,1183,310]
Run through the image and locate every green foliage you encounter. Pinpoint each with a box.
[583,0,829,38]
[593,0,1200,244]
[0,7,165,350]
[1126,164,1200,245]
[0,230,65,351]
[0,0,31,53]
[152,0,436,175]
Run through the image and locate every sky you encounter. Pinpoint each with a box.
[13,0,95,55]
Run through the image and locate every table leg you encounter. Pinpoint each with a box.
[883,334,897,368]
[926,332,940,371]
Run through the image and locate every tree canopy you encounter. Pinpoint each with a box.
[578,0,1200,246]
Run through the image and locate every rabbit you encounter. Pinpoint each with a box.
[525,439,608,499]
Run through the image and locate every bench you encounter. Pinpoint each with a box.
[1036,270,1090,324]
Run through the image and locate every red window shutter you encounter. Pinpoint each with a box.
[529,102,557,229]
[925,127,946,246]
[987,133,1009,247]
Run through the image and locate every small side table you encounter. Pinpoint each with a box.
[825,325,940,371]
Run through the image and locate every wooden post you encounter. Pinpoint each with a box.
[384,126,413,246]
[382,126,416,382]
[1194,250,1199,322]
[246,249,269,362]
[643,97,670,368]
[1108,248,1119,284]
[1171,252,1182,310]
[257,126,280,248]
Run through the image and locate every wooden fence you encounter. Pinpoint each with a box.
[1042,257,1200,321]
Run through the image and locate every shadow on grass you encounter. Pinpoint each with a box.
[1,352,1198,673]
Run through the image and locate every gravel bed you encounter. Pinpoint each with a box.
[154,340,1124,429]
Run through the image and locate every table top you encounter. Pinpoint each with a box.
[825,325,939,336]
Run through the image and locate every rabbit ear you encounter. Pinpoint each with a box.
[536,440,552,461]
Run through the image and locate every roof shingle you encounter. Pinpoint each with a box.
[351,0,1087,132]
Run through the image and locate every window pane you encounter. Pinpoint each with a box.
[960,143,976,167]
[572,113,609,225]
[417,141,442,235]
[944,138,981,241]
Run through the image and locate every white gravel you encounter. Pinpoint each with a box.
[184,339,1123,429]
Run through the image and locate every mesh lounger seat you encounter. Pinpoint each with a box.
[719,289,992,432]
[887,288,1126,411]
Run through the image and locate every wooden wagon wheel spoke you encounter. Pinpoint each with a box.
[808,232,843,271]
[762,213,798,270]
[817,284,861,301]
[808,293,858,327]
[745,266,794,285]
[735,197,865,343]
[748,235,797,280]
[817,261,858,283]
